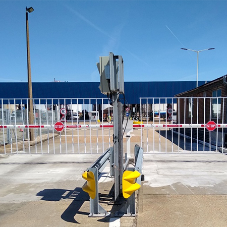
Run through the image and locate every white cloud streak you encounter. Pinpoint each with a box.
[64,5,114,40]
[166,25,185,47]
[64,4,149,66]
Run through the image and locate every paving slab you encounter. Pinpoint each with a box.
[1,151,227,226]
[0,154,135,227]
[136,152,227,227]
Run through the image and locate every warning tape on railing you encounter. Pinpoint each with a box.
[0,124,114,129]
[130,123,225,130]
[0,123,226,130]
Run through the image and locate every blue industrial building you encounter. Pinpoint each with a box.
[0,81,206,104]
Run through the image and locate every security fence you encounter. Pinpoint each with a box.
[0,98,116,154]
[139,97,227,153]
[1,97,227,155]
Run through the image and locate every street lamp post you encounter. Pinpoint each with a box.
[181,47,215,88]
[26,7,34,141]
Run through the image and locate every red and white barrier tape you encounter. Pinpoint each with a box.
[0,124,114,129]
[0,123,226,129]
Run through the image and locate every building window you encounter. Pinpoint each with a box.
[188,98,193,118]
[212,89,221,119]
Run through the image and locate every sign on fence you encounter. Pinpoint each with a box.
[54,121,64,132]
[206,121,217,131]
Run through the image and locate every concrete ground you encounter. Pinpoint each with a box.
[136,152,227,227]
[0,154,135,227]
[1,123,227,227]
[1,152,227,226]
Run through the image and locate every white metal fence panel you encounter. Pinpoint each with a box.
[139,97,227,153]
[2,97,226,155]
[0,98,114,154]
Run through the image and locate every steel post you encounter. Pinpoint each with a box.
[110,147,114,177]
[113,92,120,200]
[89,167,99,215]
[118,102,123,192]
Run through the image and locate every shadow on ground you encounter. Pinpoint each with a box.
[37,187,89,224]
[158,129,214,151]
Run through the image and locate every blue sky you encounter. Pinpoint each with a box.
[0,0,227,82]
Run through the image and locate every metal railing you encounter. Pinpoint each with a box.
[1,97,226,154]
[0,98,115,154]
[139,97,227,153]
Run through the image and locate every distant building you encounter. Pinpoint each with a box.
[175,75,227,147]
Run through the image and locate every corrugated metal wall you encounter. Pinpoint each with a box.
[0,81,207,104]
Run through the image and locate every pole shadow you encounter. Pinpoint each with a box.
[37,187,89,224]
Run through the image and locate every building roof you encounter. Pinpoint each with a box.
[175,75,227,97]
[0,81,207,104]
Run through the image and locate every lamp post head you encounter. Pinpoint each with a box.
[26,7,34,13]
[181,48,188,50]
[208,48,215,50]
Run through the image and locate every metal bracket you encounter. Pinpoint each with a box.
[114,193,136,217]
[114,145,143,217]
[114,167,136,217]
[85,148,113,217]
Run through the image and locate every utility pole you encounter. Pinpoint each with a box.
[26,7,34,141]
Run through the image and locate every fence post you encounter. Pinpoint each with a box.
[6,109,10,144]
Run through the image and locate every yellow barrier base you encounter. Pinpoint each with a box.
[133,121,143,124]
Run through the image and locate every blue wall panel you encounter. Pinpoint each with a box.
[0,81,206,104]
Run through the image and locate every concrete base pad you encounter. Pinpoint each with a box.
[137,189,227,227]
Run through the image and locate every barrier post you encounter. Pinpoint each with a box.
[113,92,120,200]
